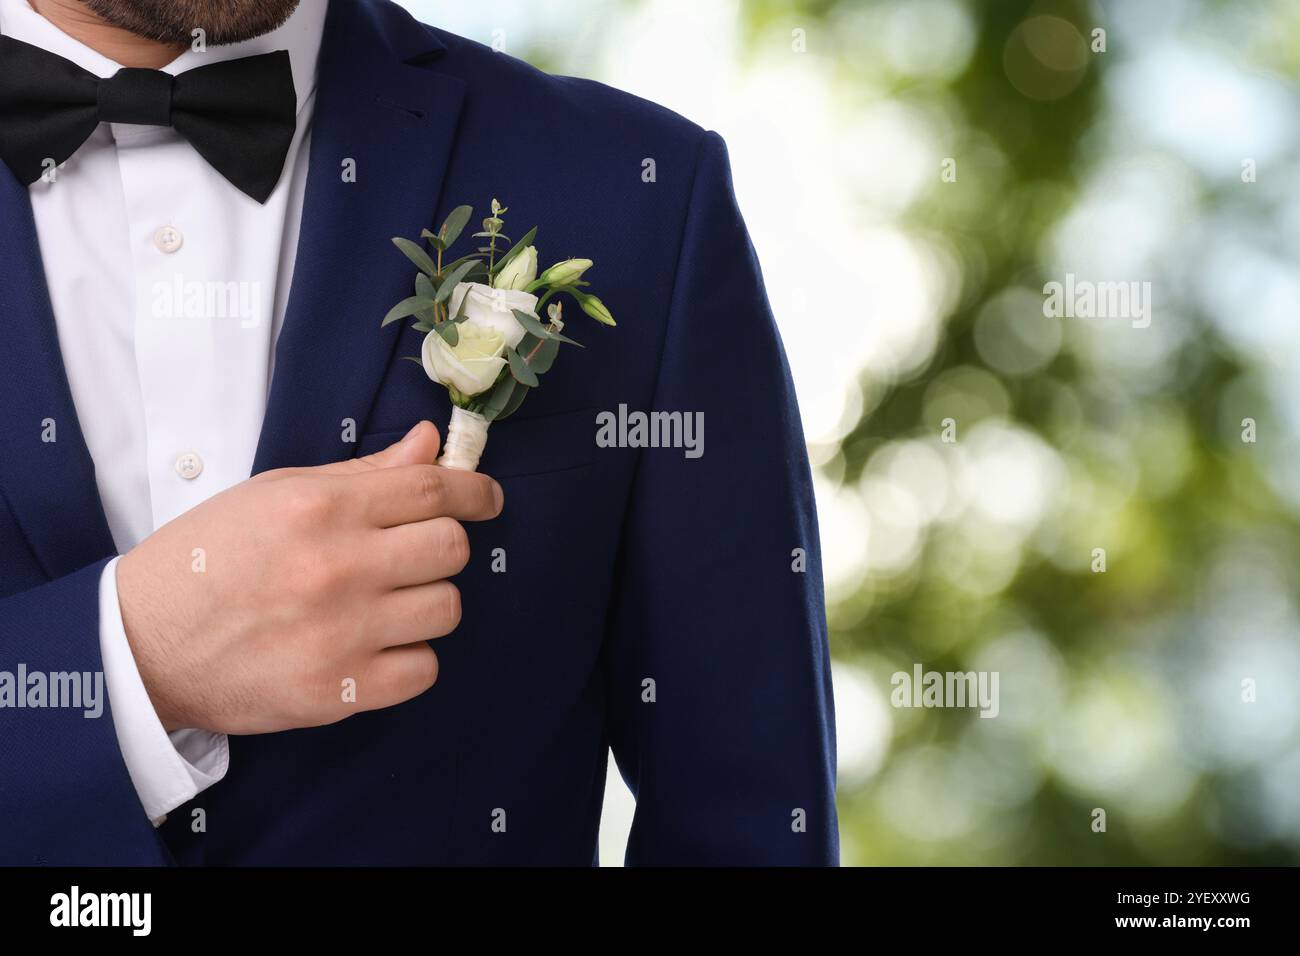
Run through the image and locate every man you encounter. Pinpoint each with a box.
[0,0,837,865]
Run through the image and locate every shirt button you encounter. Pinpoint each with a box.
[174,452,204,480]
[154,225,184,254]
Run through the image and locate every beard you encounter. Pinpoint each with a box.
[83,0,303,45]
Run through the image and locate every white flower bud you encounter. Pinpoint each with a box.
[539,258,592,286]
[493,245,538,291]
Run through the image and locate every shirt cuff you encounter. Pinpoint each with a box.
[98,556,229,826]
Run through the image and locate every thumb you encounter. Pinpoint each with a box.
[360,420,442,468]
[320,421,442,475]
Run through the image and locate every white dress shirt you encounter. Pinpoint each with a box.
[0,0,328,823]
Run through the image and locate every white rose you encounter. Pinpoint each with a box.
[447,281,535,349]
[421,323,508,397]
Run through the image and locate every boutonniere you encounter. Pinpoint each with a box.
[381,199,616,471]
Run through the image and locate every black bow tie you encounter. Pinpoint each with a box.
[0,35,297,203]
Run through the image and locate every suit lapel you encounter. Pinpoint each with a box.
[253,0,466,473]
[0,169,117,579]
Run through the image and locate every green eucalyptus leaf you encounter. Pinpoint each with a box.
[392,237,437,277]
[525,336,559,374]
[419,229,447,252]
[480,371,517,422]
[439,205,473,248]
[511,308,583,347]
[495,381,531,421]
[435,258,480,304]
[414,275,439,323]
[437,321,459,346]
[411,321,434,333]
[507,347,539,386]
[382,296,436,328]
[400,355,425,367]
[442,256,488,288]
[510,308,548,338]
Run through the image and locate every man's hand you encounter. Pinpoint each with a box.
[116,421,502,734]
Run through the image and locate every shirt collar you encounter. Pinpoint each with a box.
[0,0,326,117]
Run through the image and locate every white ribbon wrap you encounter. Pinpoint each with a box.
[440,407,490,472]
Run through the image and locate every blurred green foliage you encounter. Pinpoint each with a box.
[806,0,1300,865]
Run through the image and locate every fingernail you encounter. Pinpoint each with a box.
[492,480,504,514]
[401,422,423,443]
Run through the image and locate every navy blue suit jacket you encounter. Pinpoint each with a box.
[0,0,837,865]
